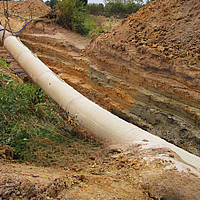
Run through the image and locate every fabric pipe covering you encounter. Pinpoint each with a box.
[1,27,200,171]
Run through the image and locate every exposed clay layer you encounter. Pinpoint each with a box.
[18,13,200,156]
[86,0,200,154]
[1,0,199,155]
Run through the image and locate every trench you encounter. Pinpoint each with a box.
[1,20,200,171]
[18,26,200,158]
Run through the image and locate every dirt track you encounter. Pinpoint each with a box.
[1,143,200,199]
[1,0,200,199]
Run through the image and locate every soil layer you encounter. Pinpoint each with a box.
[0,0,200,199]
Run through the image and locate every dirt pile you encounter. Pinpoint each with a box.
[0,0,51,18]
[0,145,14,160]
[87,0,200,155]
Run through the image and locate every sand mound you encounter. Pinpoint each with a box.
[0,0,51,18]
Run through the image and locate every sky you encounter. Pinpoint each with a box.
[88,0,104,4]
[43,0,105,5]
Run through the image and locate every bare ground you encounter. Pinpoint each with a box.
[1,142,200,199]
[0,0,200,199]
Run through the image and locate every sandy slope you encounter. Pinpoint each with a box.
[1,0,200,199]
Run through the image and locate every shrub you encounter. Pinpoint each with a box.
[0,58,101,166]
[57,0,88,35]
[0,58,66,159]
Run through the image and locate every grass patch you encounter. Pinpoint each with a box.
[0,57,103,168]
[33,18,46,25]
[84,15,122,38]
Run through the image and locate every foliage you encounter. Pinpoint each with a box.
[86,3,104,16]
[53,0,148,35]
[146,0,155,4]
[1,58,46,157]
[33,18,46,25]
[49,0,58,9]
[125,2,142,14]
[45,0,50,7]
[80,0,88,5]
[84,14,121,38]
[0,58,101,166]
[87,2,143,18]
[103,0,145,5]
[57,0,88,35]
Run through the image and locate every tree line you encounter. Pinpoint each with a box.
[86,2,143,18]
[43,0,153,35]
[45,0,154,18]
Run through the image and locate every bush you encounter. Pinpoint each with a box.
[49,0,58,9]
[0,58,101,166]
[86,3,104,16]
[0,58,66,159]
[57,0,88,35]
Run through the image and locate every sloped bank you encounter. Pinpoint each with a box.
[18,17,200,157]
[86,0,200,156]
[1,13,200,200]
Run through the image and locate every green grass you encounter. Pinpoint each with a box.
[84,15,122,38]
[0,57,102,168]
[33,18,46,25]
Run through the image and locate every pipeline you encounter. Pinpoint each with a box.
[1,25,200,171]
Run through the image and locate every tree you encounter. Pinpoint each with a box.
[80,0,88,5]
[86,3,104,16]
[45,0,50,7]
[104,0,143,18]
[125,2,141,14]
[50,0,58,9]
[57,0,88,35]
[104,0,145,5]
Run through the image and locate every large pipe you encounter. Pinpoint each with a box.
[1,27,200,171]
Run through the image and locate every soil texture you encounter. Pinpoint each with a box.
[0,0,200,199]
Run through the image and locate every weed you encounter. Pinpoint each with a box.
[0,58,102,168]
[98,27,105,33]
[33,18,45,25]
[84,15,121,38]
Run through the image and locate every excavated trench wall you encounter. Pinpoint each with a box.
[2,27,200,172]
[85,0,200,156]
[11,0,199,158]
[18,26,200,158]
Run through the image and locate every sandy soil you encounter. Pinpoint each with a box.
[1,142,200,199]
[1,0,200,199]
[8,0,199,157]
[86,0,200,156]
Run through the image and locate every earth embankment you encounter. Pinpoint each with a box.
[1,0,200,199]
[0,0,51,18]
[86,0,200,155]
[1,0,199,161]
[16,0,200,156]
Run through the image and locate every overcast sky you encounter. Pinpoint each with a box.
[43,0,105,5]
[88,0,104,4]
[43,0,147,4]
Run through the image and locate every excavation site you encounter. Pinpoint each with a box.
[0,0,200,199]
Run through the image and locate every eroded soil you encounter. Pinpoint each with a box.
[8,0,199,157]
[1,142,200,199]
[0,0,200,199]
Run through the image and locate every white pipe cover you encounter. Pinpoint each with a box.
[3,35,200,171]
